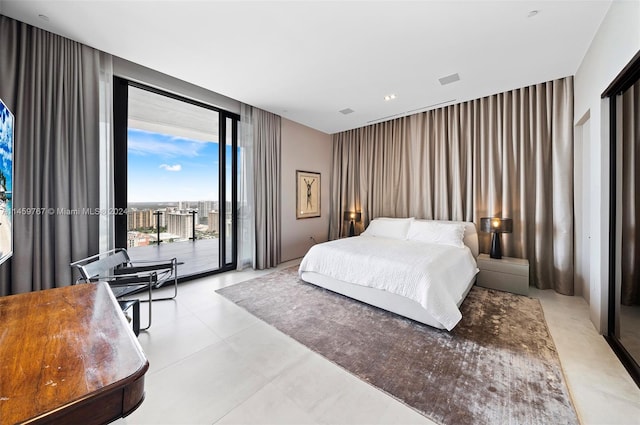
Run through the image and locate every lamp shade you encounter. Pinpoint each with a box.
[480,217,512,259]
[480,217,513,233]
[343,211,362,222]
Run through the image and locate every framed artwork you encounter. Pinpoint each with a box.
[0,98,13,266]
[296,170,320,219]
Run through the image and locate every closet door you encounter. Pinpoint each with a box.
[616,79,640,372]
[605,50,640,387]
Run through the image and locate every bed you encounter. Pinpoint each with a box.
[299,218,479,331]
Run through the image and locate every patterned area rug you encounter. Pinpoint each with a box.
[217,266,579,425]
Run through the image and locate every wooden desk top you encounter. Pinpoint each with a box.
[0,282,149,424]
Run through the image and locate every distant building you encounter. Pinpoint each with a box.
[208,210,219,233]
[167,211,195,239]
[127,209,154,230]
[127,231,154,248]
[155,209,166,228]
[198,201,215,218]
[179,200,198,211]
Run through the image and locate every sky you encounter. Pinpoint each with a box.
[128,128,233,203]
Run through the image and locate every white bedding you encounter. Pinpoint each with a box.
[298,236,479,330]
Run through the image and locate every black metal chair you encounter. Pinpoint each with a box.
[70,248,179,332]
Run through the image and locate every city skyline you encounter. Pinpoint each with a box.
[127,200,238,215]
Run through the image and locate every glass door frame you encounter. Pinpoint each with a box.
[113,76,239,278]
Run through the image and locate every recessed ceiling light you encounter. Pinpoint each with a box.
[527,10,539,18]
[339,108,354,115]
[38,14,50,22]
[384,94,396,101]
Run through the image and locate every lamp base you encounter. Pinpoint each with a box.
[490,232,502,259]
[348,220,355,237]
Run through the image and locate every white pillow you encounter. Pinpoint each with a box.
[406,220,465,248]
[360,217,413,240]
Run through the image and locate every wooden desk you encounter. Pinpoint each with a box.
[0,282,149,424]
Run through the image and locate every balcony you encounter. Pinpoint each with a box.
[127,238,225,278]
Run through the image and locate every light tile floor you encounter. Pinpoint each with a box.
[122,261,640,425]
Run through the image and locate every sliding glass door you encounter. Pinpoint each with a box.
[114,78,238,278]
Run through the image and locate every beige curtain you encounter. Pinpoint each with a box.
[621,80,640,306]
[330,77,574,294]
[253,108,281,269]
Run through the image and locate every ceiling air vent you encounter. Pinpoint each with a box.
[339,108,355,115]
[438,73,460,85]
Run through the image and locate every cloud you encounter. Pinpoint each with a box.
[127,129,205,158]
[159,164,182,172]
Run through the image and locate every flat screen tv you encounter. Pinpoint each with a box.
[0,98,13,265]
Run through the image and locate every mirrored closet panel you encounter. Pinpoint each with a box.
[618,79,640,366]
[607,50,640,387]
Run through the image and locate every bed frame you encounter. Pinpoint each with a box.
[300,220,479,330]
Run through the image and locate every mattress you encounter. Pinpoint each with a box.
[298,236,479,330]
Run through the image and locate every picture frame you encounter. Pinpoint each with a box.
[0,98,13,266]
[296,170,320,219]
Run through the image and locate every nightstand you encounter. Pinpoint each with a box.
[476,254,529,295]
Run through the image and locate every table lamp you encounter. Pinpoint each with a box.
[480,217,513,259]
[343,211,362,237]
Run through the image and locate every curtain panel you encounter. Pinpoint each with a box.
[330,77,574,294]
[98,52,114,255]
[237,103,256,270]
[0,16,101,294]
[252,108,281,269]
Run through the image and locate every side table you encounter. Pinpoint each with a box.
[476,253,529,295]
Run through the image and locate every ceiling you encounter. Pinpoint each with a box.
[0,0,612,134]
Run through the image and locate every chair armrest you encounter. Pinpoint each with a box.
[88,272,157,287]
[113,263,175,275]
[127,258,177,265]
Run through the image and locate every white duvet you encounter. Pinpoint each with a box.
[298,236,479,330]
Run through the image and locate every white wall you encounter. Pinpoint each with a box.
[574,0,640,333]
[113,56,240,115]
[574,114,591,302]
[280,118,332,262]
